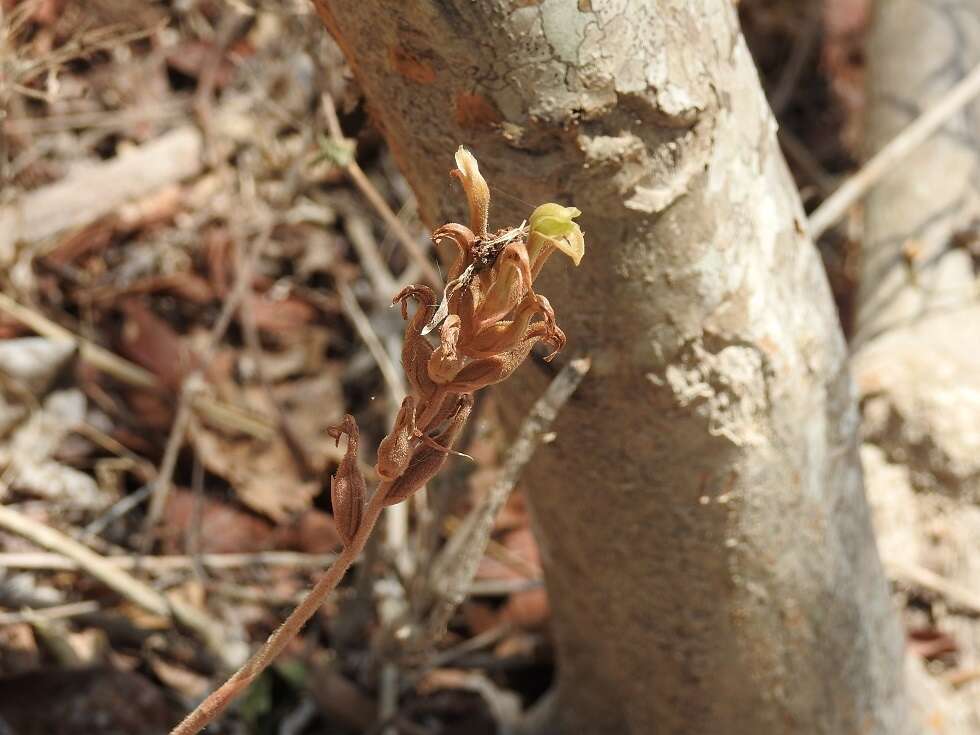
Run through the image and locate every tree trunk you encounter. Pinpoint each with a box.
[855,6,980,728]
[314,2,911,733]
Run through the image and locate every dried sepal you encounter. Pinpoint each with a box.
[427,315,466,385]
[327,414,365,548]
[474,241,533,327]
[375,395,417,481]
[432,223,477,282]
[380,394,474,507]
[443,320,565,394]
[462,293,556,359]
[393,285,438,402]
[452,146,490,238]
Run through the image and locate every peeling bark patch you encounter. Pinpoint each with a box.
[656,342,769,446]
[389,45,438,84]
[454,92,503,129]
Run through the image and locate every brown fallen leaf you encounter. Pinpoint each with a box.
[117,298,196,392]
[186,427,320,523]
[161,488,277,554]
[162,488,343,554]
[248,294,317,336]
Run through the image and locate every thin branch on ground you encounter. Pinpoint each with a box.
[0,550,339,572]
[886,560,980,617]
[0,504,240,668]
[442,514,540,579]
[0,292,273,439]
[321,93,441,287]
[337,278,407,409]
[0,600,101,626]
[768,4,821,117]
[419,357,590,644]
[343,212,399,299]
[809,59,980,239]
[141,384,196,546]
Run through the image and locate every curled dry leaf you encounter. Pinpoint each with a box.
[190,373,345,521]
[327,414,365,547]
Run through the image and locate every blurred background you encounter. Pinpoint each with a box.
[0,1,978,733]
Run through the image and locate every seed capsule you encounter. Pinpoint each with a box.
[381,395,473,507]
[327,415,365,548]
[375,396,416,481]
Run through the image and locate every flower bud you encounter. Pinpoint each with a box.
[394,285,438,402]
[527,203,585,276]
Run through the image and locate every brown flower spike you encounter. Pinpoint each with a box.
[170,148,584,735]
[333,144,584,522]
[320,147,585,547]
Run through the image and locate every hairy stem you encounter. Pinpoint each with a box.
[170,484,388,735]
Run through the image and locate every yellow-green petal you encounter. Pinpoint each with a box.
[529,203,585,266]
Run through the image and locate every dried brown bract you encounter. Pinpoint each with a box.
[327,414,365,547]
[380,394,474,507]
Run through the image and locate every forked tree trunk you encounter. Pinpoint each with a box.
[313,3,911,733]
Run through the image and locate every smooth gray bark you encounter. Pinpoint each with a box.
[856,8,980,729]
[314,2,910,733]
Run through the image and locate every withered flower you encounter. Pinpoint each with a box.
[330,145,583,513]
[379,394,473,507]
[181,148,587,735]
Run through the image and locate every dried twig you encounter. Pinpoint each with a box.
[0,504,240,668]
[0,550,338,572]
[886,561,980,616]
[421,357,590,641]
[768,4,820,117]
[321,94,441,287]
[0,126,203,257]
[809,60,980,239]
[0,600,100,626]
[0,293,273,439]
[337,279,407,408]
[141,383,196,544]
[343,213,398,298]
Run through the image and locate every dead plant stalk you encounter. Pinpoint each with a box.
[170,146,586,734]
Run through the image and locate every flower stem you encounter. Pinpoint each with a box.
[170,484,388,735]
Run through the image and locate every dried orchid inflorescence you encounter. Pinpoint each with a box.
[329,145,584,533]
[174,146,585,735]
